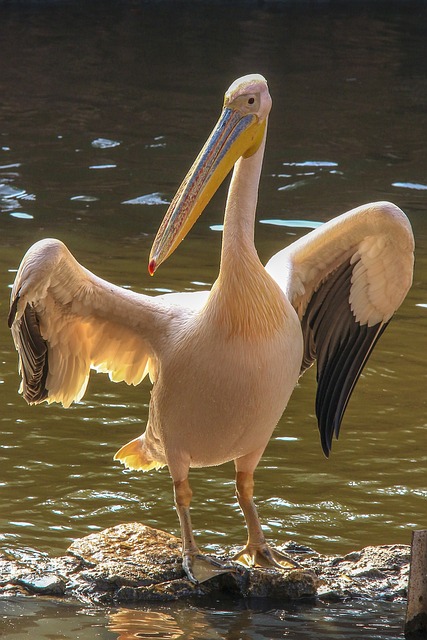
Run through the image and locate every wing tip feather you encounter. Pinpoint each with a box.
[14,304,50,405]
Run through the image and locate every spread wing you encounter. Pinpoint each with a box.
[8,238,178,407]
[266,201,414,455]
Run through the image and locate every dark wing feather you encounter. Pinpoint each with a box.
[9,297,49,404]
[301,259,386,456]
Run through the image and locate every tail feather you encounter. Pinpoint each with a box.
[114,436,165,472]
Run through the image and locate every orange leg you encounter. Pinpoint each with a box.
[173,477,237,583]
[233,470,299,569]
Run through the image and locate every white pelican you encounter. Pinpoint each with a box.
[8,75,414,583]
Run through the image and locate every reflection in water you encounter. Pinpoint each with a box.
[0,598,406,640]
[107,602,406,640]
[109,609,184,640]
[1,1,427,638]
[109,608,217,640]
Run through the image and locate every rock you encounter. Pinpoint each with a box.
[302,543,411,601]
[68,523,183,583]
[0,522,411,605]
[244,567,318,599]
[13,573,66,596]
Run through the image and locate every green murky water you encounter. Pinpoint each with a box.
[0,2,426,638]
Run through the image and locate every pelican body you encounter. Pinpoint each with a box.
[9,75,414,582]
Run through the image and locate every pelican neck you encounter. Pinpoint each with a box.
[219,127,267,276]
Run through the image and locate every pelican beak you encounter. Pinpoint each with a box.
[148,102,266,274]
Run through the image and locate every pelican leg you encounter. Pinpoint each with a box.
[173,478,237,584]
[233,470,300,569]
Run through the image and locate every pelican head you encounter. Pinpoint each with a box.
[148,74,272,274]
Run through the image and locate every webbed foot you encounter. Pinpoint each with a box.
[183,552,238,584]
[233,542,300,569]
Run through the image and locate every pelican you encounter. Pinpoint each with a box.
[8,74,414,583]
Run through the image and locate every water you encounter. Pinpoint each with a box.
[0,1,426,638]
[0,599,407,639]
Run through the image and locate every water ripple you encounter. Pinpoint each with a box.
[91,137,121,149]
[122,192,169,206]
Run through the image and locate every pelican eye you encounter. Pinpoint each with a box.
[228,92,260,115]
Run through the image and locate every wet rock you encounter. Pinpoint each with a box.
[66,523,189,603]
[244,567,318,599]
[68,523,183,583]
[0,522,411,605]
[13,573,66,596]
[302,543,411,602]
